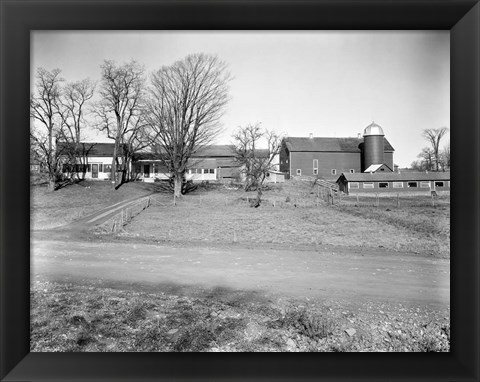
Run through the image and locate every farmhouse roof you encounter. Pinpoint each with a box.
[338,171,450,182]
[192,145,236,157]
[188,158,217,169]
[283,137,394,153]
[56,142,127,157]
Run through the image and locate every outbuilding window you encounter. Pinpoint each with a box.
[313,159,318,174]
[331,169,337,175]
[349,182,359,189]
[379,182,389,188]
[393,182,403,188]
[407,181,417,188]
[350,169,355,173]
[296,169,301,175]
[363,182,374,189]
[435,181,444,187]
[420,181,431,188]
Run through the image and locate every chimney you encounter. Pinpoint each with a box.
[309,133,313,139]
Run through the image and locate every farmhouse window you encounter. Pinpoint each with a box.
[379,182,389,188]
[296,169,301,175]
[208,169,215,174]
[407,181,417,188]
[87,164,92,172]
[331,169,336,175]
[420,181,431,188]
[349,182,359,189]
[363,182,374,189]
[393,182,403,188]
[154,165,158,174]
[350,169,355,173]
[104,164,112,173]
[98,164,103,172]
[435,181,444,187]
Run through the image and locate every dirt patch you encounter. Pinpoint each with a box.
[30,280,450,352]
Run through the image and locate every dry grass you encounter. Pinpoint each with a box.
[120,180,450,257]
[31,181,156,230]
[30,280,450,352]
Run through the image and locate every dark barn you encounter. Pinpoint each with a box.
[279,122,395,181]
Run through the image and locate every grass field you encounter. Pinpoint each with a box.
[31,180,156,230]
[118,180,449,258]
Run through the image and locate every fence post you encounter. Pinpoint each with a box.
[431,193,435,208]
[356,194,359,207]
[396,193,400,208]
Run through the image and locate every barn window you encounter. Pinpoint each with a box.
[393,182,403,188]
[435,181,444,187]
[296,169,301,175]
[313,169,318,175]
[349,182,359,189]
[407,181,417,188]
[420,181,431,188]
[363,182,374,189]
[350,169,355,173]
[331,169,336,175]
[313,159,318,175]
[379,182,389,188]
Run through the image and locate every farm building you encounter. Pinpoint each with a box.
[56,142,127,181]
[336,171,451,195]
[134,145,243,183]
[264,170,285,183]
[279,122,395,181]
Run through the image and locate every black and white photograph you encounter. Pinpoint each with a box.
[30,30,450,352]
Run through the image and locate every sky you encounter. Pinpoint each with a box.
[31,31,450,168]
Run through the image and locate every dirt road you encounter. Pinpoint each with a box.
[31,237,449,309]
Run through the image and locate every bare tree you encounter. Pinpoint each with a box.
[232,123,283,206]
[57,78,96,180]
[422,128,449,171]
[95,60,146,188]
[145,53,231,197]
[417,147,435,171]
[30,68,64,190]
[441,142,450,170]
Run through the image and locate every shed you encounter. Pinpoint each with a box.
[337,171,450,194]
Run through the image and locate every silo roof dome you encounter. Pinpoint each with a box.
[363,121,384,136]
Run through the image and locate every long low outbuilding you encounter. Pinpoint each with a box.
[336,171,450,195]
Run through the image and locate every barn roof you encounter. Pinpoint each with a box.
[283,137,394,152]
[338,171,450,182]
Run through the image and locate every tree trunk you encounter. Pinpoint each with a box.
[111,141,118,188]
[48,179,55,191]
[173,174,183,198]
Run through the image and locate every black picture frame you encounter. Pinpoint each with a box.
[1,1,479,381]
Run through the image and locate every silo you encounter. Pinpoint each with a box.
[363,122,385,171]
